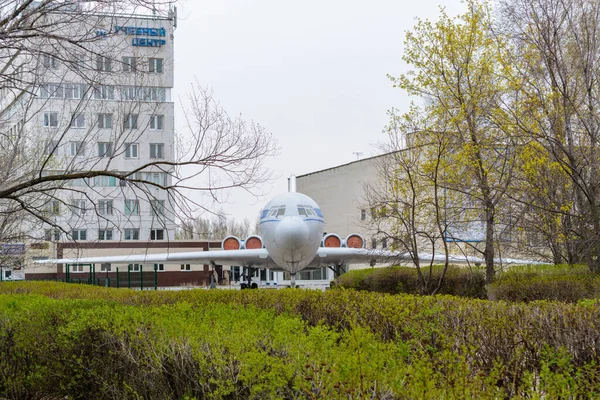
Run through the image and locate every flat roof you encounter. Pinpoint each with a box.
[297,151,397,179]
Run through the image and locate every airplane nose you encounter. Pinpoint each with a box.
[275,217,309,250]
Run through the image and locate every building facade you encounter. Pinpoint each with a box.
[297,155,382,248]
[0,8,177,244]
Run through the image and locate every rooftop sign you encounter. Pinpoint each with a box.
[96,26,167,47]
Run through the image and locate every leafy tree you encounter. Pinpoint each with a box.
[500,0,600,272]
[387,0,519,283]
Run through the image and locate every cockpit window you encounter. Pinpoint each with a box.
[268,207,278,217]
[276,206,286,216]
[303,205,315,216]
[297,206,307,216]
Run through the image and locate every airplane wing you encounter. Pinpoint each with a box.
[309,248,410,268]
[309,247,549,268]
[33,249,279,269]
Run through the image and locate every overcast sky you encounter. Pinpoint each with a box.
[172,0,465,222]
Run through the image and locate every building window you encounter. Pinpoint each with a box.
[71,229,87,240]
[124,142,139,158]
[70,199,86,216]
[72,53,86,70]
[120,86,165,102]
[43,112,58,127]
[44,84,62,98]
[371,238,377,249]
[44,140,58,156]
[70,113,85,128]
[93,175,117,187]
[98,113,113,129]
[44,228,61,241]
[124,228,139,240]
[97,199,114,215]
[93,85,114,100]
[45,199,60,215]
[149,114,164,130]
[150,200,165,216]
[42,55,58,69]
[154,263,165,271]
[98,229,113,240]
[129,264,141,272]
[149,143,164,159]
[100,263,111,272]
[382,238,387,249]
[97,142,113,157]
[147,172,166,186]
[123,114,138,129]
[71,264,85,273]
[64,83,85,99]
[40,83,87,99]
[149,87,165,101]
[180,264,191,271]
[69,141,84,156]
[96,55,112,72]
[125,199,139,216]
[361,209,366,221]
[149,58,163,73]
[122,56,137,72]
[70,178,88,187]
[150,229,164,240]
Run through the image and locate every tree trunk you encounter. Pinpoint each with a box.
[484,202,495,284]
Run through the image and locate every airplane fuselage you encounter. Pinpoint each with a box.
[259,192,325,273]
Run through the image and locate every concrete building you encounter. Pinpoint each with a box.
[297,155,382,250]
[0,8,177,242]
[0,5,187,281]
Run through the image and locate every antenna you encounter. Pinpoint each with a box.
[288,175,297,193]
[352,152,363,160]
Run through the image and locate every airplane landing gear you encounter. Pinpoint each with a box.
[240,267,259,289]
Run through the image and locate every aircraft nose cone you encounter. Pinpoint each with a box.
[275,217,309,250]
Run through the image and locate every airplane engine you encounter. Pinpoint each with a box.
[222,236,242,250]
[244,235,264,249]
[321,233,342,247]
[344,233,365,248]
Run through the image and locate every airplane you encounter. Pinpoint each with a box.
[35,178,548,288]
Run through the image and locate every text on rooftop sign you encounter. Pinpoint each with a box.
[96,26,167,47]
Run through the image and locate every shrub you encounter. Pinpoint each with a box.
[335,265,487,298]
[0,282,598,397]
[487,264,600,302]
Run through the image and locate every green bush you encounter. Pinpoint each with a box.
[335,265,487,298]
[0,282,598,398]
[487,264,600,302]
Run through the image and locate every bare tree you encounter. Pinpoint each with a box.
[177,211,255,241]
[365,107,454,294]
[0,1,276,246]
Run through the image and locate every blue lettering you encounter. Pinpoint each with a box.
[126,27,166,45]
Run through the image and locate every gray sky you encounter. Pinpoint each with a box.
[173,0,465,222]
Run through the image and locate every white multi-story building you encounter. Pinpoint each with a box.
[0,6,177,244]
